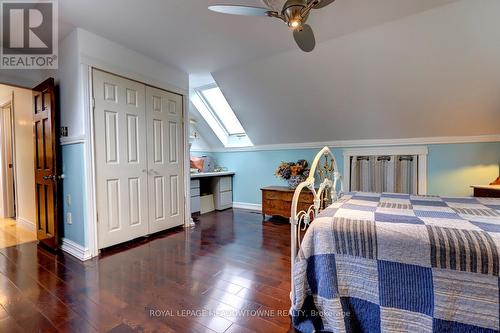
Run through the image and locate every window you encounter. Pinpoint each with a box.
[191,83,252,148]
[199,86,245,135]
[349,155,418,194]
[342,146,428,195]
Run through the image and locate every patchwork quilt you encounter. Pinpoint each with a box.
[291,192,500,333]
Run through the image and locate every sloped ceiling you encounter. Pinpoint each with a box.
[57,0,500,148]
[213,0,500,145]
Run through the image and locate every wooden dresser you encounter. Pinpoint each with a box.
[261,186,314,220]
[472,185,500,198]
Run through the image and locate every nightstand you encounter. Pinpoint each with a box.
[471,185,500,198]
[261,186,314,220]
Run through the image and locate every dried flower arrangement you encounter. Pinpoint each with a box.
[275,159,310,189]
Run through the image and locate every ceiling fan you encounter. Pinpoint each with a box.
[208,0,336,52]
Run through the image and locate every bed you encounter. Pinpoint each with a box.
[290,147,500,333]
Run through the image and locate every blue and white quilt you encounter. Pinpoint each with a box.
[292,192,500,333]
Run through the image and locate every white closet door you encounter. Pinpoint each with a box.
[94,70,149,249]
[146,86,184,233]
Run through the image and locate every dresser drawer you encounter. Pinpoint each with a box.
[219,177,232,192]
[219,191,233,207]
[263,191,291,201]
[263,199,285,210]
[190,179,200,189]
[190,196,200,213]
[191,187,200,197]
[473,187,500,198]
[263,190,312,203]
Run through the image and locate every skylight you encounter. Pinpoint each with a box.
[199,86,245,135]
[191,82,253,148]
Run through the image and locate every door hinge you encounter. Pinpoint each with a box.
[92,98,95,109]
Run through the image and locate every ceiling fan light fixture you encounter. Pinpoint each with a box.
[289,18,301,29]
[208,0,338,52]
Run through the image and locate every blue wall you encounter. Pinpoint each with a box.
[212,148,343,204]
[61,143,87,246]
[194,142,500,205]
[427,142,500,196]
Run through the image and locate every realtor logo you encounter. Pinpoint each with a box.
[1,0,58,69]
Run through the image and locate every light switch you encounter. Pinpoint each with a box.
[66,212,72,225]
[66,194,71,206]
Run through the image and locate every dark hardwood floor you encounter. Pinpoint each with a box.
[0,209,297,333]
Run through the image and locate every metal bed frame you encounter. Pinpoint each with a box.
[289,146,344,303]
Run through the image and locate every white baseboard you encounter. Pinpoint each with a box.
[233,202,262,211]
[61,238,92,261]
[16,217,35,231]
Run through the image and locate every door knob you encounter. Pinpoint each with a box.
[43,174,64,181]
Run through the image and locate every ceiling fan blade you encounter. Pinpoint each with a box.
[293,24,316,52]
[261,0,284,11]
[208,5,271,16]
[313,0,335,9]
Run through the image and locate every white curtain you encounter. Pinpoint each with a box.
[359,157,372,192]
[350,155,417,194]
[396,156,418,194]
[350,156,358,192]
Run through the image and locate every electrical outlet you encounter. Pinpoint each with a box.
[66,212,72,225]
[66,194,71,206]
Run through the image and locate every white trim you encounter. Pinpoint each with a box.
[16,217,35,231]
[418,156,428,195]
[199,134,500,153]
[183,94,194,227]
[342,146,428,195]
[60,135,86,145]
[342,146,428,157]
[61,238,92,261]
[232,202,262,211]
[83,64,99,258]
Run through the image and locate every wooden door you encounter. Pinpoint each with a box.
[93,69,149,249]
[146,86,184,233]
[33,78,60,250]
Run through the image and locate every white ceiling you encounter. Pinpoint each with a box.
[59,0,457,74]
[58,0,500,148]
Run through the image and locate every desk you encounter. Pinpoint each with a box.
[191,171,235,179]
[471,185,500,198]
[190,172,235,214]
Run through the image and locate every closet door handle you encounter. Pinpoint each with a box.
[149,169,159,175]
